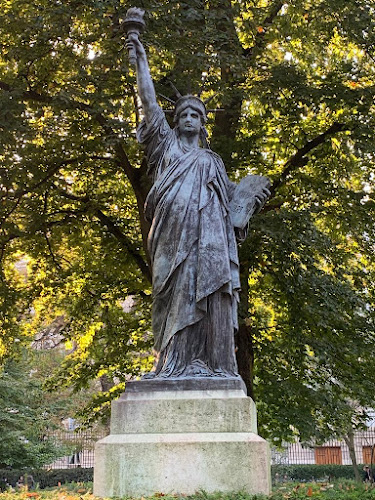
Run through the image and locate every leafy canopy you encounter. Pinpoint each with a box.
[0,0,375,442]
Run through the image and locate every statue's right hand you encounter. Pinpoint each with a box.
[126,33,146,59]
[125,37,136,56]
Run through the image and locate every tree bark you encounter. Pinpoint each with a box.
[236,322,255,400]
[344,430,361,482]
[236,258,255,399]
[210,0,244,170]
[99,374,115,432]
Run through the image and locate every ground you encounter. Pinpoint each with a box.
[1,481,375,500]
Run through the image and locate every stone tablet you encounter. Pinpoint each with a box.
[230,175,271,230]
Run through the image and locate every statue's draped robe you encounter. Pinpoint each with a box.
[138,107,240,377]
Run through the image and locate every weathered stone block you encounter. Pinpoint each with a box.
[111,390,257,434]
[94,384,271,497]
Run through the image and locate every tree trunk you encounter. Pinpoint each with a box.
[236,258,255,399]
[236,322,255,400]
[209,0,244,171]
[99,374,115,432]
[344,430,361,482]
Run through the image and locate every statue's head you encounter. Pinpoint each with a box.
[173,95,207,125]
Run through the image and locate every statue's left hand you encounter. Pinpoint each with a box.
[254,185,271,211]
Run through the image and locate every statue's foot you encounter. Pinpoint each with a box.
[183,359,215,377]
[140,360,239,380]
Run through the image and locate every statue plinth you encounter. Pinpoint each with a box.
[94,378,271,497]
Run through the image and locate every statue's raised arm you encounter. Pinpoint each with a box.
[125,23,159,123]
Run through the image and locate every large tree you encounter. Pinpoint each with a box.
[1,0,375,442]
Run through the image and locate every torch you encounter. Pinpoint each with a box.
[123,7,146,67]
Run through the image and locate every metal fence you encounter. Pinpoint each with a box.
[45,427,375,469]
[271,427,375,466]
[46,429,106,469]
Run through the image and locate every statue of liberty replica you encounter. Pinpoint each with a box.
[126,9,270,381]
[94,9,271,497]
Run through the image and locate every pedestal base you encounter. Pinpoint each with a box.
[94,379,271,497]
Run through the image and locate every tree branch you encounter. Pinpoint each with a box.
[0,215,81,246]
[0,156,106,201]
[211,1,285,168]
[94,209,151,283]
[52,185,90,203]
[1,81,151,255]
[270,122,347,196]
[244,2,285,61]
[44,232,61,269]
[0,81,136,183]
[0,197,23,229]
[0,156,102,231]
[53,187,151,282]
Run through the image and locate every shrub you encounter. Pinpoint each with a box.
[0,468,93,490]
[271,464,363,482]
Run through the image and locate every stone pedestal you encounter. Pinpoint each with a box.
[94,378,271,497]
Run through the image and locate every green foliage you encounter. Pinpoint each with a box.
[271,482,375,500]
[0,354,63,468]
[0,468,94,490]
[2,480,375,499]
[0,349,96,468]
[0,0,374,442]
[272,464,362,482]
[272,482,375,500]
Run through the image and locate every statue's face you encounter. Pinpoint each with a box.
[177,106,201,136]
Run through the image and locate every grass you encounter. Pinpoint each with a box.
[1,481,375,500]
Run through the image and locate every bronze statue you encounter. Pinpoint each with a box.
[125,11,270,379]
